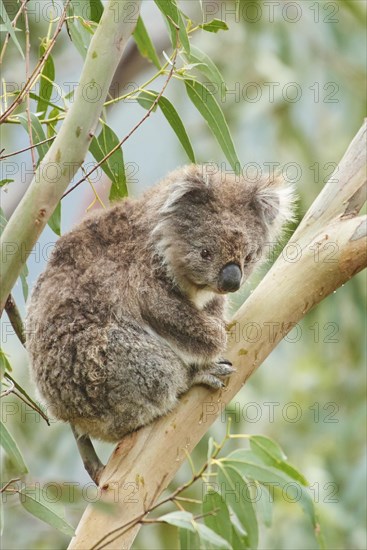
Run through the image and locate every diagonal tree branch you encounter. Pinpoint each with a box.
[0,0,141,313]
[68,120,367,550]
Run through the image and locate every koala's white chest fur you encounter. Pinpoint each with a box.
[191,288,217,310]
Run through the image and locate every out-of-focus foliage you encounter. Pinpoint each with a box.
[1,0,366,549]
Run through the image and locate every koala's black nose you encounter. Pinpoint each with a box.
[218,263,242,293]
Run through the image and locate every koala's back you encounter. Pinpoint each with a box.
[25,198,174,438]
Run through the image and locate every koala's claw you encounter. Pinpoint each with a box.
[192,372,225,389]
[191,360,235,390]
[213,361,235,377]
[218,358,233,367]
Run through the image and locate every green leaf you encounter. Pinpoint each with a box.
[154,0,190,54]
[17,113,49,161]
[202,489,232,548]
[0,179,13,187]
[199,19,229,33]
[46,107,61,138]
[0,207,6,235]
[137,91,195,162]
[184,79,241,173]
[19,488,74,536]
[161,511,231,549]
[18,114,60,235]
[20,263,29,302]
[48,201,61,237]
[159,511,196,531]
[89,124,127,201]
[0,422,28,474]
[217,465,258,548]
[89,0,103,23]
[0,349,12,380]
[67,0,97,58]
[0,0,24,59]
[249,435,308,486]
[29,93,63,116]
[185,45,227,100]
[231,524,249,549]
[179,527,200,549]
[133,16,161,69]
[223,451,317,528]
[136,90,158,112]
[250,435,287,461]
[254,481,273,528]
[195,522,232,549]
[37,41,55,118]
[158,96,196,162]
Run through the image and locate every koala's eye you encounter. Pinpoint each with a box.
[201,248,212,260]
[245,252,254,262]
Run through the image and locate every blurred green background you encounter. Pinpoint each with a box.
[1,0,366,549]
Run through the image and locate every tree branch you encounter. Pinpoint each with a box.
[0,0,141,312]
[68,120,367,550]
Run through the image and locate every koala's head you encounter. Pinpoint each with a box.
[150,165,295,297]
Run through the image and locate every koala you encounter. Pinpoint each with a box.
[26,165,293,452]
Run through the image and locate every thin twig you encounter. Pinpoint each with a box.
[23,0,36,171]
[62,49,179,199]
[0,379,14,397]
[5,294,25,345]
[12,388,50,425]
[5,373,50,425]
[0,478,21,493]
[0,0,70,124]
[0,136,56,160]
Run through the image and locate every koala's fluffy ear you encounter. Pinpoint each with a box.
[252,174,296,234]
[161,165,211,214]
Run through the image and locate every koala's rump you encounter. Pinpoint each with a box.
[27,299,189,440]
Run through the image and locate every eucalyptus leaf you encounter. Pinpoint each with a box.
[0,0,24,58]
[37,41,55,117]
[0,349,12,380]
[179,527,200,549]
[218,464,258,548]
[195,522,232,549]
[254,481,273,528]
[137,91,195,162]
[17,113,49,161]
[249,435,308,485]
[184,79,241,173]
[89,124,127,201]
[185,45,227,100]
[200,19,229,33]
[89,0,104,23]
[223,452,317,528]
[67,0,97,58]
[133,16,161,68]
[19,488,74,536]
[154,0,190,54]
[20,263,29,302]
[48,202,61,237]
[202,489,232,547]
[0,421,28,474]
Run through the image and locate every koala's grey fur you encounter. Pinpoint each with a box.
[26,165,294,442]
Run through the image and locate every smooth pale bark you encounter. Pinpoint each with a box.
[68,123,366,550]
[0,0,141,312]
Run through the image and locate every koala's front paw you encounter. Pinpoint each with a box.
[191,359,235,389]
